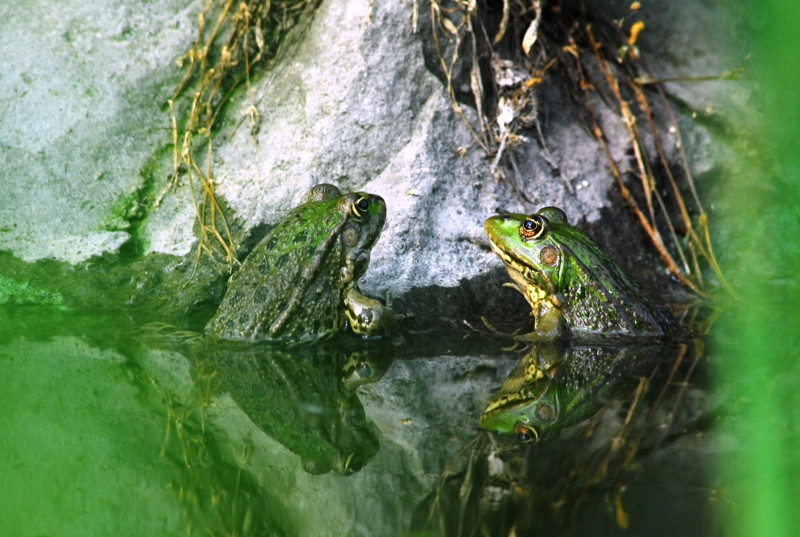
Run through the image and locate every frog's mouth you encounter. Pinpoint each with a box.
[480,389,558,443]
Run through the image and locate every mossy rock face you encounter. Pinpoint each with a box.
[0,1,206,263]
[0,0,751,334]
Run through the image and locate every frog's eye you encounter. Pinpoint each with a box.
[514,422,539,443]
[352,196,370,218]
[519,215,546,241]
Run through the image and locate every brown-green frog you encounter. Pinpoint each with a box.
[209,340,382,474]
[205,184,392,343]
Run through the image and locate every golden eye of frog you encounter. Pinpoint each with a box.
[205,183,392,343]
[484,207,680,340]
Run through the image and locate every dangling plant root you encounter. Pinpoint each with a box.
[571,23,733,297]
[163,0,320,272]
[429,1,738,297]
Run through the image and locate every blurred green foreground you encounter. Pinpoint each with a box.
[718,3,800,536]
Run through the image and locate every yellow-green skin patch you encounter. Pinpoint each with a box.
[205,184,388,343]
[484,207,680,339]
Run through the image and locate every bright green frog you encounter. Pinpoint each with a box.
[484,207,680,340]
[205,183,392,343]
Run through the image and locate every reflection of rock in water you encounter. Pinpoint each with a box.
[432,340,710,535]
[209,340,385,474]
[480,342,677,443]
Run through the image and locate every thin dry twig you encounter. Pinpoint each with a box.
[433,2,731,298]
[577,25,705,295]
[168,0,319,271]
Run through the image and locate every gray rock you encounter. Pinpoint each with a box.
[0,0,204,262]
[0,0,749,317]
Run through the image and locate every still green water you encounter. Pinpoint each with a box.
[0,332,183,535]
[0,289,717,536]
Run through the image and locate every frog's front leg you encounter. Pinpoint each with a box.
[519,301,568,342]
[343,286,396,337]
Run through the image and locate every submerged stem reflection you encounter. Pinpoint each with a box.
[426,339,708,535]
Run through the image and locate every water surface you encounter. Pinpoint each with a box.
[0,291,717,536]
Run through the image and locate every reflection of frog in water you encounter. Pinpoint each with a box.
[484,207,681,341]
[479,343,675,443]
[210,340,390,474]
[206,184,393,344]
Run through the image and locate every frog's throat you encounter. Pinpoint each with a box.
[483,366,549,415]
[491,243,562,312]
